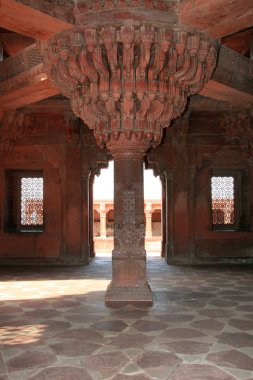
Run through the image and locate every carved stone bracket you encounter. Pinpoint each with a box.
[43,24,217,148]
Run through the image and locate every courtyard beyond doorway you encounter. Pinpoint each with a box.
[93,161,162,257]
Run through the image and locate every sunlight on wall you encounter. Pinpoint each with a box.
[93,161,161,200]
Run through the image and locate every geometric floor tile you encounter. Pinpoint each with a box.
[0,255,252,380]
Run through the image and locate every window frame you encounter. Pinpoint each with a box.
[4,170,44,233]
[210,169,241,231]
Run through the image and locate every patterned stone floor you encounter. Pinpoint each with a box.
[0,255,253,380]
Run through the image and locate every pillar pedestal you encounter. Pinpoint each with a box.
[105,135,153,307]
[105,280,153,307]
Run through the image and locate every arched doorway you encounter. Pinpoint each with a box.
[93,161,162,258]
[144,168,162,257]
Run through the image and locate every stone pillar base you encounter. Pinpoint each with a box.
[105,282,153,308]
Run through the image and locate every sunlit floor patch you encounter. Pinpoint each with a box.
[0,257,253,380]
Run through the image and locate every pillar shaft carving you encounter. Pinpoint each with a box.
[105,134,152,306]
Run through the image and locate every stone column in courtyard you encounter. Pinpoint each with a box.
[99,203,107,238]
[42,0,218,306]
[145,202,153,239]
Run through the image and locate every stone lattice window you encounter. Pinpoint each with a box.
[21,177,43,226]
[211,176,234,225]
[211,172,241,230]
[4,171,44,232]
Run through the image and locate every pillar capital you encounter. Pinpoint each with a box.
[43,20,217,149]
[107,133,151,157]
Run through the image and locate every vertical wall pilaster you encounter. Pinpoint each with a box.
[164,170,174,262]
[81,172,90,265]
[89,173,95,258]
[189,166,196,261]
[161,174,166,258]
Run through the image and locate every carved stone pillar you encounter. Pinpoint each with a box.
[99,203,107,238]
[105,134,152,307]
[145,202,153,238]
[42,1,218,306]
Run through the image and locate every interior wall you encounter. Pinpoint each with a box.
[0,109,107,265]
[1,104,253,266]
[148,111,253,265]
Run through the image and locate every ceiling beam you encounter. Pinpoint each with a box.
[0,0,73,40]
[180,0,253,39]
[0,32,34,55]
[0,44,60,108]
[200,81,253,109]
[0,63,59,108]
[200,45,253,108]
[221,28,253,55]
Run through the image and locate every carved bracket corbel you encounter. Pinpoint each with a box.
[42,24,217,150]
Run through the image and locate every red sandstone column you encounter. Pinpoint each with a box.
[105,135,153,307]
[99,203,107,238]
[89,173,95,258]
[145,202,153,238]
